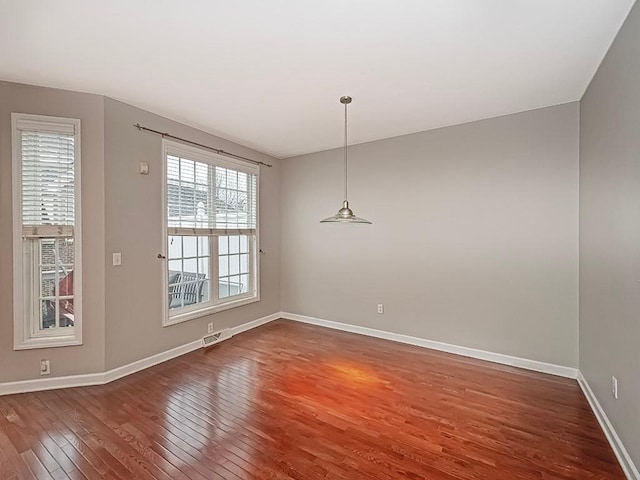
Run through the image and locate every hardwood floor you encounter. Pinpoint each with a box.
[0,320,624,479]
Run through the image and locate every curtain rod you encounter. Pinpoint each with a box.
[133,123,273,168]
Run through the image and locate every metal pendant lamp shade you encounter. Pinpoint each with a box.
[320,96,372,224]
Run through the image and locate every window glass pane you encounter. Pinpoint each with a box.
[167,156,180,180]
[219,278,230,299]
[229,276,241,297]
[41,300,55,329]
[168,260,183,310]
[229,254,240,275]
[195,162,208,185]
[239,235,248,253]
[178,183,195,225]
[219,255,229,277]
[198,257,210,279]
[41,277,55,298]
[219,236,228,255]
[197,236,209,256]
[229,235,240,254]
[59,299,74,327]
[183,236,197,257]
[184,258,197,275]
[169,294,183,310]
[201,280,210,302]
[168,270,180,287]
[168,259,182,275]
[227,170,238,190]
[40,239,54,266]
[239,254,249,274]
[59,238,74,260]
[238,172,247,190]
[216,167,226,189]
[181,159,195,183]
[240,274,249,294]
[168,236,182,259]
[195,201,207,224]
[225,190,235,214]
[58,272,74,299]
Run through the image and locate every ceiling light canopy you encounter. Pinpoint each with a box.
[320,96,372,225]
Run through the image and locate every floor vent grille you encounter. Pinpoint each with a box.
[202,329,232,348]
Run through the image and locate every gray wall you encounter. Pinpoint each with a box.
[0,82,280,382]
[580,0,640,468]
[0,82,106,382]
[281,103,579,367]
[104,98,281,369]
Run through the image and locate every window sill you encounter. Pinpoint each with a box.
[14,335,82,351]
[163,294,260,327]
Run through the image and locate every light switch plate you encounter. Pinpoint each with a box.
[112,252,122,266]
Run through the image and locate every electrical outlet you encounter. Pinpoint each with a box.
[377,304,384,314]
[112,252,122,266]
[612,376,618,399]
[207,322,214,334]
[40,359,51,376]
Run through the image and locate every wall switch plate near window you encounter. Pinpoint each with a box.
[40,359,51,376]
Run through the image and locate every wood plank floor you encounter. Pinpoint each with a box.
[0,320,625,479]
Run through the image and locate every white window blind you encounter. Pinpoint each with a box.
[19,126,76,238]
[166,154,257,236]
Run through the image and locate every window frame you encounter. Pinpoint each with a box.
[161,139,260,327]
[12,113,83,350]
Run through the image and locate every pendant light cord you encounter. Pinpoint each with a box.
[319,95,371,224]
[344,100,348,202]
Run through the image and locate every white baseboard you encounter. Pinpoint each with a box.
[0,312,280,396]
[231,312,280,336]
[103,338,203,384]
[577,372,639,480]
[0,372,106,396]
[103,312,280,384]
[281,312,578,379]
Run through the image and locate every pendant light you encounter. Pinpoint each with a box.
[320,96,372,224]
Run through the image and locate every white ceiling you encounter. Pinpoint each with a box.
[0,1,635,158]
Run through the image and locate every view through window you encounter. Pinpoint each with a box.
[164,141,259,323]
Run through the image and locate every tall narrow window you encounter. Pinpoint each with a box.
[12,114,82,349]
[163,140,259,325]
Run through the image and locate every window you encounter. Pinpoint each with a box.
[163,140,259,325]
[12,114,82,349]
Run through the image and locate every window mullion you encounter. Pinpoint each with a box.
[32,240,41,336]
[54,239,60,328]
[209,164,217,304]
[180,232,185,309]
[250,234,256,295]
[212,236,219,303]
